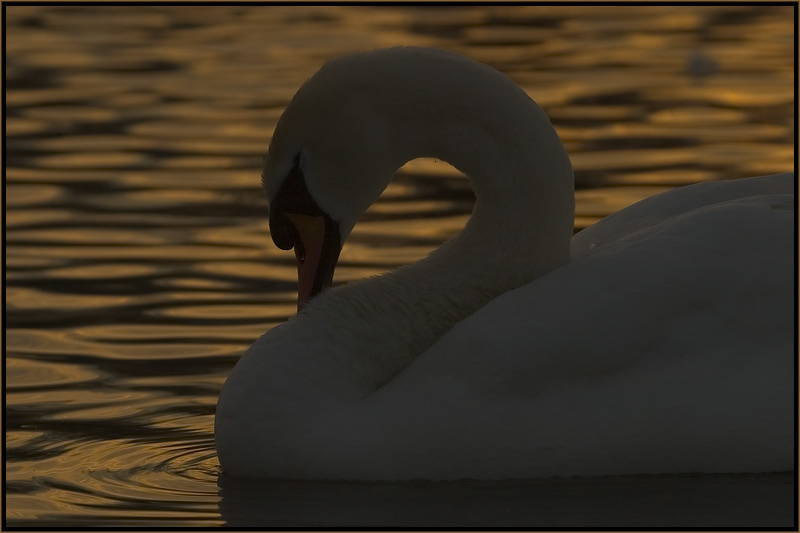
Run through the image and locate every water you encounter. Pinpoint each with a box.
[4,5,795,527]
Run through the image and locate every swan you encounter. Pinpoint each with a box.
[215,47,794,480]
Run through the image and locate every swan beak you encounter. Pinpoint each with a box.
[283,213,341,312]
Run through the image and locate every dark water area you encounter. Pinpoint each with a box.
[4,5,795,527]
[216,473,796,528]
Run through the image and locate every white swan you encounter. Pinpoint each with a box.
[215,47,794,480]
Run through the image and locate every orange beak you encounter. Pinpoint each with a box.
[282,213,341,312]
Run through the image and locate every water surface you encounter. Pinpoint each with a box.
[4,5,795,527]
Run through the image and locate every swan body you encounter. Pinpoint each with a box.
[215,47,794,480]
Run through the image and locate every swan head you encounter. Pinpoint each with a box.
[263,50,432,310]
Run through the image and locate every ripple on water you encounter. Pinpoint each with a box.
[6,328,244,362]
[81,188,227,210]
[161,155,253,170]
[5,167,126,183]
[648,106,746,125]
[645,77,794,107]
[72,323,266,343]
[595,122,789,145]
[5,116,53,136]
[5,209,76,229]
[7,333,222,525]
[7,436,221,526]
[23,104,121,123]
[5,254,68,270]
[25,133,159,152]
[6,287,137,312]
[34,152,148,170]
[37,263,160,280]
[190,260,299,282]
[7,227,170,245]
[695,142,794,167]
[117,169,260,188]
[5,184,65,208]
[6,431,48,455]
[6,356,100,390]
[148,303,294,322]
[8,243,261,261]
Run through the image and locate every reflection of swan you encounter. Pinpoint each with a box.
[215,47,794,480]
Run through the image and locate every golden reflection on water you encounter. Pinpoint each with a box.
[4,4,795,526]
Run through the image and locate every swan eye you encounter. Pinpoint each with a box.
[294,244,305,264]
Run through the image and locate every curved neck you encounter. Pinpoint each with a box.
[287,91,575,397]
[395,82,575,283]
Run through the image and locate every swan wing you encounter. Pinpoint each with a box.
[349,175,794,479]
